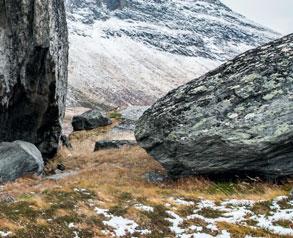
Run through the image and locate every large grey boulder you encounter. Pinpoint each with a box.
[135,34,293,180]
[72,109,112,131]
[0,0,68,159]
[0,141,44,183]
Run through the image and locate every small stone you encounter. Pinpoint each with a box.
[144,171,167,183]
[57,164,66,171]
[94,140,137,151]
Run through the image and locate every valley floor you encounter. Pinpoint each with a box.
[0,120,292,238]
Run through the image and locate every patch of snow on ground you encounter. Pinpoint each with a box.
[93,196,292,237]
[95,207,151,237]
[0,231,11,237]
[250,196,293,236]
[134,204,154,212]
[173,198,195,206]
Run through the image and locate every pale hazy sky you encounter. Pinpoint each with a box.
[221,0,293,35]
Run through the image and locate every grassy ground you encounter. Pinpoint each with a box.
[0,123,292,237]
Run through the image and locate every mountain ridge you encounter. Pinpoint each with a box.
[66,0,280,108]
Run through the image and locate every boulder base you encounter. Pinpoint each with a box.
[135,34,293,180]
[94,140,137,151]
[0,141,44,183]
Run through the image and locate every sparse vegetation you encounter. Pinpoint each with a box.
[197,207,224,218]
[273,219,293,229]
[0,125,292,237]
[251,200,272,215]
[108,111,122,120]
[217,221,289,238]
[142,205,173,237]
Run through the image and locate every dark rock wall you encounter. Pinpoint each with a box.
[0,0,68,159]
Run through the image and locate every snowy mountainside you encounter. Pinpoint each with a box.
[66,0,280,108]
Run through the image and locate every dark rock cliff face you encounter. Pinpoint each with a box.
[135,34,293,180]
[0,0,68,159]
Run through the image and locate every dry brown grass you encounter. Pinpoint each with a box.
[0,124,292,237]
[4,143,292,204]
[217,221,292,238]
[4,144,290,207]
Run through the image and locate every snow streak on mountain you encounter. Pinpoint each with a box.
[66,0,280,108]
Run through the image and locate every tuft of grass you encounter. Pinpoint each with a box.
[108,111,122,119]
[177,204,198,217]
[118,192,133,202]
[197,207,225,219]
[250,201,272,215]
[217,221,288,238]
[142,204,173,236]
[273,219,293,229]
[245,218,258,226]
[277,197,293,209]
[108,204,128,216]
[180,217,208,229]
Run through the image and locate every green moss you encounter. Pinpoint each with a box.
[0,201,38,221]
[108,111,122,119]
[42,189,95,211]
[108,204,128,216]
[118,192,133,201]
[54,215,82,225]
[18,193,34,201]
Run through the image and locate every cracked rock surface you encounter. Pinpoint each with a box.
[135,34,293,179]
[0,0,68,159]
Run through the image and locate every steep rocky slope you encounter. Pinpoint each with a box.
[66,0,279,108]
[0,0,68,158]
[135,34,293,179]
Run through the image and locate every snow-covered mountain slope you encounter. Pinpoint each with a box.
[66,0,280,108]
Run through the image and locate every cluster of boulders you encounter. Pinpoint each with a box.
[0,0,292,184]
[71,108,137,151]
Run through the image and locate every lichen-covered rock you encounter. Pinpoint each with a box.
[0,0,68,159]
[135,34,293,180]
[0,141,44,183]
[72,109,112,131]
[94,140,137,151]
